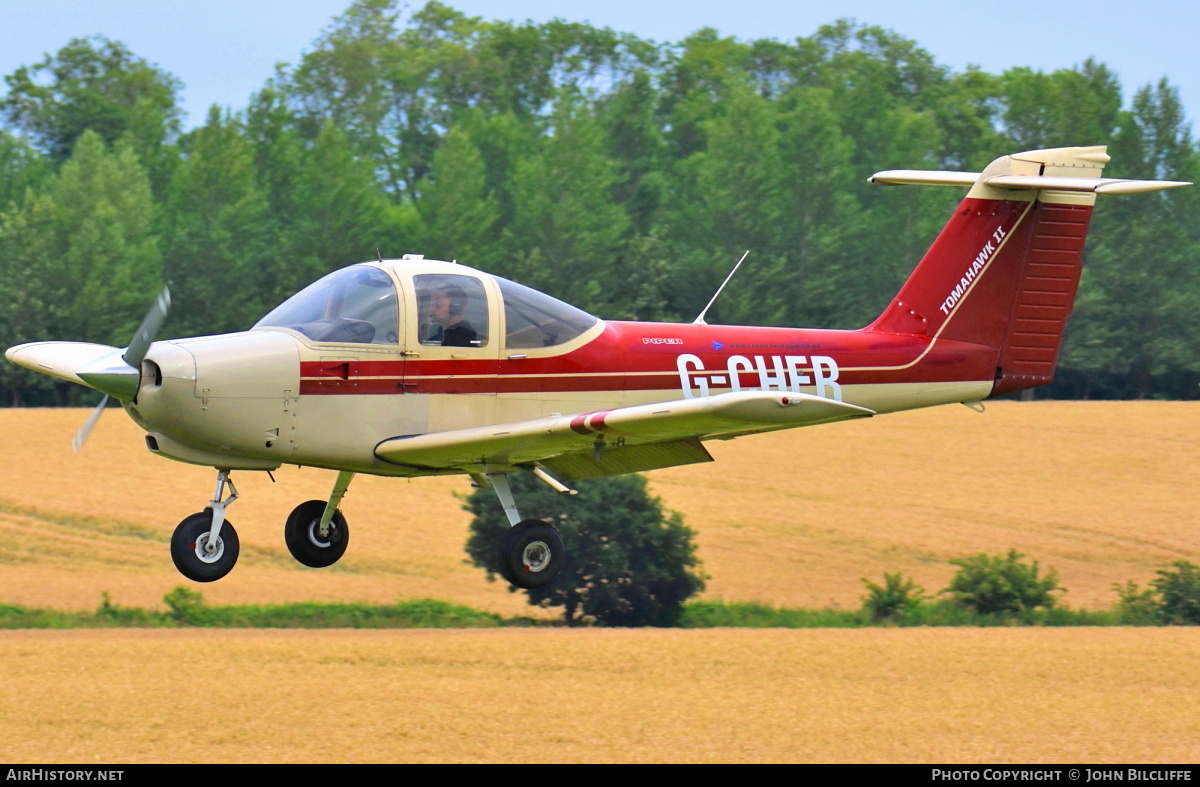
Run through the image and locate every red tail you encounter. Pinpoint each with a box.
[863,146,1187,397]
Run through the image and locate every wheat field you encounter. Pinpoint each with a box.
[1,627,1197,763]
[0,403,1197,763]
[0,402,1195,612]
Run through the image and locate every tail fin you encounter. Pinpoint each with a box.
[864,146,1189,397]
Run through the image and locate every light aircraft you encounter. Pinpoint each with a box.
[6,145,1189,589]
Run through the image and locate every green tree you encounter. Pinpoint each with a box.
[0,131,161,404]
[999,59,1122,151]
[1061,80,1200,398]
[160,107,279,335]
[416,124,498,263]
[464,473,705,627]
[596,69,669,236]
[283,1,650,201]
[0,130,50,211]
[2,36,182,166]
[942,550,1062,616]
[505,92,630,312]
[285,119,399,286]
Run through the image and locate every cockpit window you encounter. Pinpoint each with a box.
[494,275,598,348]
[254,265,399,344]
[415,274,489,347]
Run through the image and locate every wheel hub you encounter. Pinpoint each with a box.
[522,540,551,573]
[192,533,224,564]
[306,519,333,548]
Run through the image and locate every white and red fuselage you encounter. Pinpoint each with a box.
[10,145,1186,482]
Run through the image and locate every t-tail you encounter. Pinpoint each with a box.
[864,146,1189,397]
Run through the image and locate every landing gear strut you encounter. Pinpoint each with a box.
[170,469,240,582]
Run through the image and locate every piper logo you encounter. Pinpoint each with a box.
[676,353,842,400]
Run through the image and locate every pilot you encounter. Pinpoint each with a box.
[426,283,478,347]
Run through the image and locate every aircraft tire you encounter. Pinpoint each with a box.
[284,500,350,568]
[498,519,564,589]
[170,510,240,582]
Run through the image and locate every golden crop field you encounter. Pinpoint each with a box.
[0,402,1195,613]
[1,627,1197,763]
[0,403,1197,763]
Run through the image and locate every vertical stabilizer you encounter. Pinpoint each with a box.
[865,146,1186,397]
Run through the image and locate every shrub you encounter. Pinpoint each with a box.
[942,550,1062,615]
[861,572,927,622]
[465,473,705,627]
[1111,580,1161,626]
[1151,561,1200,625]
[163,585,208,624]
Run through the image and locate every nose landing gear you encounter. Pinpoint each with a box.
[170,469,240,582]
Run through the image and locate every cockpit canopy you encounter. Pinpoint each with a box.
[255,265,399,345]
[492,275,597,349]
[253,261,599,350]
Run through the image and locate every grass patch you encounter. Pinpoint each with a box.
[0,591,1158,630]
[678,601,863,628]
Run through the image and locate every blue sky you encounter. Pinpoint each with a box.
[2,0,1195,133]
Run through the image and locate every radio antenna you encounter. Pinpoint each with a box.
[693,250,749,325]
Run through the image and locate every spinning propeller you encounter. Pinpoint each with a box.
[4,288,171,452]
[72,287,171,451]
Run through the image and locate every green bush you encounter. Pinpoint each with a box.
[465,473,705,627]
[1111,580,1161,626]
[860,572,927,622]
[1151,561,1200,625]
[163,586,208,624]
[942,550,1062,615]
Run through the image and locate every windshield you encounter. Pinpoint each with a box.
[255,265,399,344]
[495,275,598,348]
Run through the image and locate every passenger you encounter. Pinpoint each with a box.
[426,283,478,347]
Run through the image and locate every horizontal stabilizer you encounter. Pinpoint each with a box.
[871,170,1191,194]
[868,170,979,187]
[375,390,874,471]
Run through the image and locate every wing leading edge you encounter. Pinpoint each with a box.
[374,391,874,480]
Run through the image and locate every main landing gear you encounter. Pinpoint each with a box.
[283,471,353,568]
[169,468,355,582]
[480,468,573,590]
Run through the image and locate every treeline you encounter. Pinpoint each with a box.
[2,0,1199,405]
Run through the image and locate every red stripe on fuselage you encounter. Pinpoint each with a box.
[296,320,996,396]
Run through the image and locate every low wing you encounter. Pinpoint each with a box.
[375,391,874,480]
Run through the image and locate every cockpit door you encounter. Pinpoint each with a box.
[400,269,501,430]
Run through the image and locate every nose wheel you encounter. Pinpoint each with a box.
[170,469,241,582]
[170,510,240,582]
[284,499,350,568]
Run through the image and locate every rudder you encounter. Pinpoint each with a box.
[864,146,1188,397]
